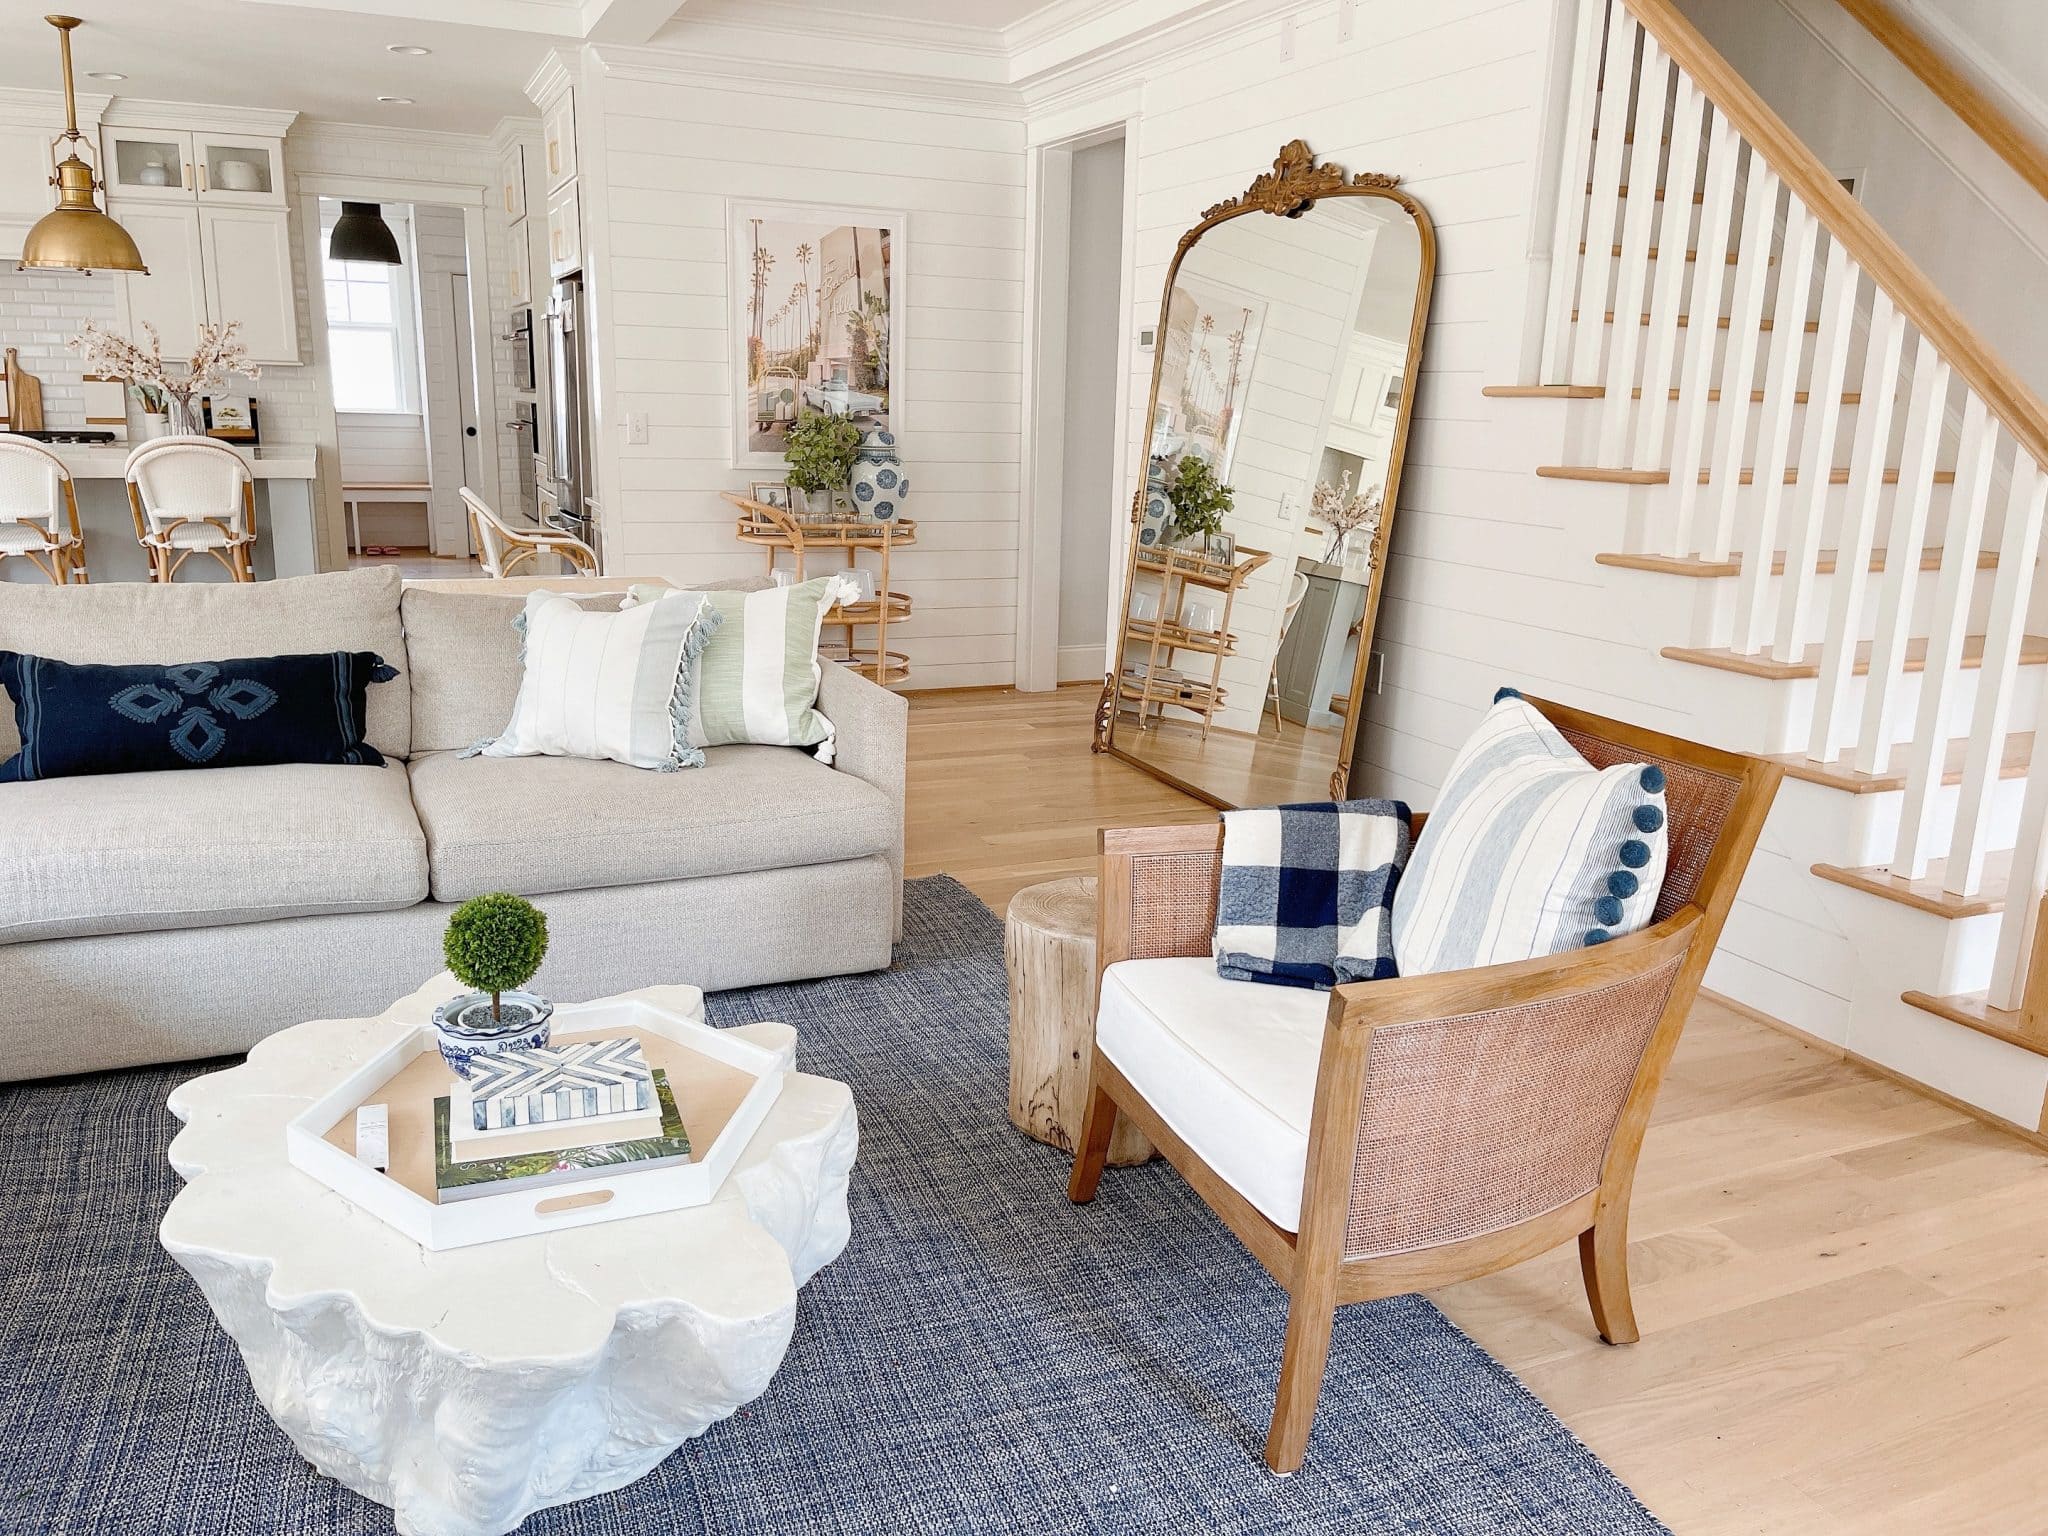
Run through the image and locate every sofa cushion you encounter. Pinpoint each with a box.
[1095,956,1329,1233]
[406,742,896,902]
[401,579,772,756]
[0,567,409,761]
[0,760,429,944]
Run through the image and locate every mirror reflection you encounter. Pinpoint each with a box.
[1101,155,1431,807]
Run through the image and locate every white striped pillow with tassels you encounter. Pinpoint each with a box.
[1390,688,1669,976]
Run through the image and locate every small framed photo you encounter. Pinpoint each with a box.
[748,480,791,511]
[1204,530,1236,564]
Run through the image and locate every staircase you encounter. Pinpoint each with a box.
[1488,0,2048,1136]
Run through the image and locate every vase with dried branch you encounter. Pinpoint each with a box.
[1310,471,1383,567]
[68,319,259,439]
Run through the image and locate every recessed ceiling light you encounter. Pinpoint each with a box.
[377,95,416,104]
[87,70,126,80]
[386,44,430,55]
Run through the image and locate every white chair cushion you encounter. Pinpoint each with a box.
[1095,956,1329,1233]
[0,523,55,554]
[158,521,236,549]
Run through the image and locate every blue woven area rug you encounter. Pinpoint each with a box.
[1,875,1667,1535]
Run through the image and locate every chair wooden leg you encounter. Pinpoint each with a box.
[1265,1288,1338,1475]
[1065,1079,1119,1204]
[1578,1217,1639,1344]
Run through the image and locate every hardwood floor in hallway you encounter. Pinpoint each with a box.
[903,683,2048,1535]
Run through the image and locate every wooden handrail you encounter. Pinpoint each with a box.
[1621,0,2048,472]
[1832,0,2048,205]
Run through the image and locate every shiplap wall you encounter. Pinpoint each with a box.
[583,71,1028,688]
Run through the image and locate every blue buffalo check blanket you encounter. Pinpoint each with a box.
[1213,799,1412,990]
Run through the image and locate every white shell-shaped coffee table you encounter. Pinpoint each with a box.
[160,977,858,1536]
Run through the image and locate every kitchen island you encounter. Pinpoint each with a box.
[2,444,319,584]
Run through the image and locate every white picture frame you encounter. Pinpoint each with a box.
[728,199,907,469]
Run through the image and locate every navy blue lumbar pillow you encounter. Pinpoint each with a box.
[0,650,397,782]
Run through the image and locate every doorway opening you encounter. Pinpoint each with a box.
[314,197,488,579]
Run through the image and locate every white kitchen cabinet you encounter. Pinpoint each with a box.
[498,142,526,221]
[0,122,59,261]
[195,133,283,206]
[541,93,576,192]
[546,181,581,278]
[104,126,195,201]
[506,222,533,306]
[200,206,299,364]
[111,200,209,356]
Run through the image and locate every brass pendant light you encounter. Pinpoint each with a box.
[18,16,148,275]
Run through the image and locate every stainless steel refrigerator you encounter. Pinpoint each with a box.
[540,274,601,564]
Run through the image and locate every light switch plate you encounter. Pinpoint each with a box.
[625,411,649,445]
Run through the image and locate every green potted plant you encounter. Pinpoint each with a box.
[431,892,554,1077]
[1164,454,1234,553]
[783,409,863,519]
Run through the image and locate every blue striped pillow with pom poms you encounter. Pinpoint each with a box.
[1389,687,1669,975]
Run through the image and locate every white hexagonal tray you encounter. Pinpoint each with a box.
[286,994,790,1250]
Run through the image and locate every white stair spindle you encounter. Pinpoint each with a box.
[1946,454,2048,895]
[1769,237,1860,663]
[1991,665,2048,1010]
[1703,161,1780,563]
[1662,111,1740,557]
[1729,201,1820,655]
[1595,39,1673,462]
[1891,395,1999,879]
[1543,0,1614,383]
[1632,75,1705,475]
[1806,292,1905,762]
[1852,337,1949,778]
[1571,5,1637,387]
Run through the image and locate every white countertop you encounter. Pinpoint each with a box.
[47,443,318,480]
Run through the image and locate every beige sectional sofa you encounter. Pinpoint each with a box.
[0,567,907,1080]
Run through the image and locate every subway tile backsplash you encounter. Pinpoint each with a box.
[0,269,119,427]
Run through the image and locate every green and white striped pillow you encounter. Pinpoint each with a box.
[628,576,854,762]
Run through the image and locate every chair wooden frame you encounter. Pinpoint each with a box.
[1068,695,1781,1474]
[125,437,257,583]
[460,486,598,579]
[0,433,88,584]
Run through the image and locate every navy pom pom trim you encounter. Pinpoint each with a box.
[1493,685,1523,704]
[1633,803,1665,833]
[1608,869,1639,898]
[1594,894,1624,926]
[1584,929,1612,944]
[1620,839,1651,869]
[1640,764,1666,793]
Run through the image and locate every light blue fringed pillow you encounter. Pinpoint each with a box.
[470,590,721,771]
[1391,688,1668,975]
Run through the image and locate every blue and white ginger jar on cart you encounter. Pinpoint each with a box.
[849,428,909,522]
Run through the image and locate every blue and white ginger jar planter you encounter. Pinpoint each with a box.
[432,990,555,1078]
[848,428,909,522]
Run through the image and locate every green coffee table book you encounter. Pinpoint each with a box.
[433,1068,692,1203]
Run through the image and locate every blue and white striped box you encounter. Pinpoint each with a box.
[459,1036,654,1131]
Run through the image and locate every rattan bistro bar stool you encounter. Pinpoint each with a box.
[125,436,258,582]
[0,433,87,583]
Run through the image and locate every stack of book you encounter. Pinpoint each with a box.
[432,1035,693,1203]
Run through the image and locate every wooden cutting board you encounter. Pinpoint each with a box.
[3,348,44,434]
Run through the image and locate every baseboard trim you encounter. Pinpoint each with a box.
[1700,987,2048,1153]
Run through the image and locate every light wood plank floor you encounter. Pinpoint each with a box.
[906,684,2048,1535]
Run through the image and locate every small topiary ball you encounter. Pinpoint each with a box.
[444,892,549,1009]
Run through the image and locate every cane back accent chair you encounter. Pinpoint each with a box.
[0,433,86,583]
[1067,695,1780,1475]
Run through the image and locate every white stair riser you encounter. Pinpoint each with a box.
[1683,560,1996,650]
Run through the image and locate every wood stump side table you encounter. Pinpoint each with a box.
[1005,875,1155,1166]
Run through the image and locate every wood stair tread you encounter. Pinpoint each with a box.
[1901,989,2048,1057]
[1595,545,1987,579]
[1583,242,1743,264]
[1812,849,2011,919]
[1480,384,1604,398]
[1590,184,1707,202]
[1773,731,2033,795]
[1573,309,1819,332]
[1538,464,1958,486]
[1662,632,2048,681]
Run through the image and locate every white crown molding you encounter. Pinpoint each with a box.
[1003,0,1134,56]
[100,99,299,136]
[292,118,500,159]
[591,44,1026,119]
[489,114,544,152]
[526,47,579,108]
[0,86,111,131]
[668,0,1011,60]
[1014,0,1290,114]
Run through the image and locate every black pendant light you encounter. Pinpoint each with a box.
[328,202,402,265]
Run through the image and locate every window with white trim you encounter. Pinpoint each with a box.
[319,201,422,414]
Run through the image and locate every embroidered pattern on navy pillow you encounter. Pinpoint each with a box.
[0,650,394,782]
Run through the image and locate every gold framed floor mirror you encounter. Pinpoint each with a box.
[1092,140,1436,807]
